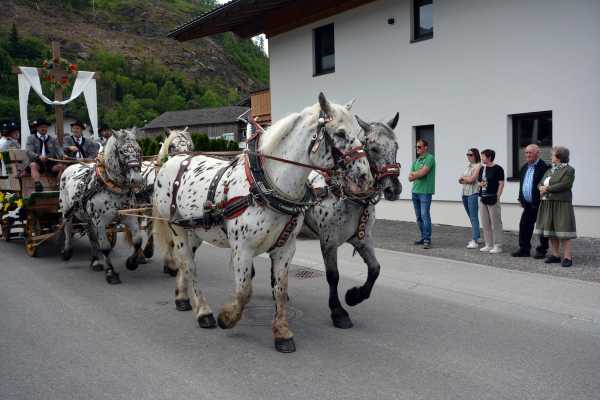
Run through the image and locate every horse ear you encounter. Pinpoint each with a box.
[387,112,399,130]
[166,128,172,135]
[344,97,357,111]
[130,127,137,136]
[318,92,332,115]
[355,115,371,133]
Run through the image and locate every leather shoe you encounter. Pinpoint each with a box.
[511,250,530,257]
[544,255,561,264]
[561,258,573,268]
[533,252,546,259]
[414,239,424,245]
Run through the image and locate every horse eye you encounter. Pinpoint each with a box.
[371,147,380,154]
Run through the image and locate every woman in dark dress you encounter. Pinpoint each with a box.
[535,146,576,267]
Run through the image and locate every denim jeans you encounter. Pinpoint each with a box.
[412,192,432,242]
[462,193,480,241]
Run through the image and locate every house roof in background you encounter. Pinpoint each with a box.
[143,106,250,129]
[168,0,376,40]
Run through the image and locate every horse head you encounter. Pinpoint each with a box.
[308,93,374,194]
[356,113,402,201]
[106,128,144,192]
[166,127,193,156]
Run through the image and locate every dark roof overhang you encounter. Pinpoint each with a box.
[168,0,376,40]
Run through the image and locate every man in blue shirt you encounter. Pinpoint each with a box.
[513,144,549,258]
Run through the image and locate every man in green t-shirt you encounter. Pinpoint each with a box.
[408,139,436,248]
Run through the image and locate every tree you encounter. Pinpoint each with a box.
[8,23,19,52]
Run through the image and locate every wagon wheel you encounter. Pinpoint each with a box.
[25,241,38,257]
[107,229,117,249]
[25,214,38,257]
[1,218,10,242]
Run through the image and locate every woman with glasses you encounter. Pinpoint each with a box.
[459,148,481,248]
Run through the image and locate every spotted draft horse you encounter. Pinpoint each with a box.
[152,93,373,352]
[59,128,145,284]
[136,128,194,262]
[304,113,402,328]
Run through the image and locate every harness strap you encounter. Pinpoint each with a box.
[170,155,194,219]
[269,215,300,251]
[355,207,370,241]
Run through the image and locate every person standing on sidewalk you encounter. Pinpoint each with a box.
[409,139,436,249]
[478,149,505,254]
[512,144,550,258]
[535,146,577,267]
[459,148,482,249]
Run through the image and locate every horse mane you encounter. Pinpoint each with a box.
[259,104,318,154]
[157,130,176,166]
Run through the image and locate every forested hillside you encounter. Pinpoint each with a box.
[0,0,268,128]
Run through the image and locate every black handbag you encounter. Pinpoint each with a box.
[481,194,497,205]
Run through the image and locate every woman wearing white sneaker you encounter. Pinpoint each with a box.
[459,148,481,249]
[478,149,505,254]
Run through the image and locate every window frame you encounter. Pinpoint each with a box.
[412,0,434,43]
[509,110,553,180]
[313,23,335,76]
[413,124,435,160]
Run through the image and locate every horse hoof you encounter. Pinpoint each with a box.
[90,261,104,271]
[332,312,354,329]
[105,270,121,285]
[345,287,365,307]
[136,255,148,265]
[60,248,73,261]
[217,312,237,330]
[274,337,296,353]
[197,314,217,329]
[143,245,154,259]
[175,299,192,311]
[164,265,178,277]
[126,256,139,271]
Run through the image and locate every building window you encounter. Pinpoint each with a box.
[510,111,553,178]
[314,24,335,76]
[413,0,433,41]
[414,125,435,157]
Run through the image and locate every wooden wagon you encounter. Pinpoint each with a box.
[0,149,117,257]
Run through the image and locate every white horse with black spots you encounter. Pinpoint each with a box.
[59,128,144,284]
[136,128,194,261]
[152,93,373,352]
[304,113,402,328]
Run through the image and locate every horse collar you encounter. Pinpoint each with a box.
[95,157,130,195]
[245,130,314,216]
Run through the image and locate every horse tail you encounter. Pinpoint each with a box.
[152,207,171,259]
[124,226,133,246]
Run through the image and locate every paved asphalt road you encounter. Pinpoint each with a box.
[1,237,599,400]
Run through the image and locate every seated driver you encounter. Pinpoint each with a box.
[63,120,99,160]
[25,118,65,192]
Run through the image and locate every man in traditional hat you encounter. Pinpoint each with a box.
[63,120,99,160]
[25,117,65,192]
[0,120,21,150]
[99,123,112,146]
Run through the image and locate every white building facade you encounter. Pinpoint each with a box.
[268,0,600,237]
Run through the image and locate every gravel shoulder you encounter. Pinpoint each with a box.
[372,219,600,283]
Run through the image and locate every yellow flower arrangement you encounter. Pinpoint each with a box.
[0,191,23,213]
